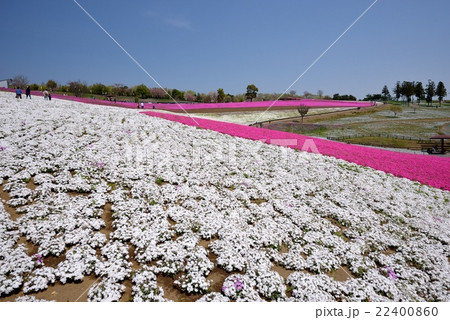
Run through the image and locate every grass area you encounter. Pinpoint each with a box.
[342,137,422,149]
[265,123,329,136]
[259,102,449,151]
[304,104,392,124]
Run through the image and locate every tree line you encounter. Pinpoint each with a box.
[366,80,447,107]
[8,74,368,104]
[8,75,260,103]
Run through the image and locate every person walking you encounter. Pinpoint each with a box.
[15,87,22,99]
[140,102,144,109]
[43,90,49,100]
[25,86,31,99]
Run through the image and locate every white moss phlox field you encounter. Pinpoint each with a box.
[0,92,448,302]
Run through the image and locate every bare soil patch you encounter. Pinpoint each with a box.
[0,275,99,302]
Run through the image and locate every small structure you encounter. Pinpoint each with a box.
[429,135,450,154]
[0,79,12,88]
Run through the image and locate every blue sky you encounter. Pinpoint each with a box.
[1,0,449,99]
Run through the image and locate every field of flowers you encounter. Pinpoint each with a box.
[142,112,450,191]
[0,92,449,302]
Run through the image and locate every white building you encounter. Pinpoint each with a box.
[0,79,12,88]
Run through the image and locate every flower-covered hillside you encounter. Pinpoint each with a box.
[0,92,449,302]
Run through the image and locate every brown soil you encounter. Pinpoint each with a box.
[100,203,114,240]
[302,106,383,123]
[280,243,289,253]
[198,237,216,249]
[0,180,20,221]
[167,217,176,226]
[0,275,100,302]
[327,266,355,282]
[382,246,397,255]
[16,236,39,256]
[26,177,37,191]
[44,253,67,268]
[250,198,267,205]
[271,264,295,279]
[206,266,229,293]
[120,279,133,302]
[67,191,91,197]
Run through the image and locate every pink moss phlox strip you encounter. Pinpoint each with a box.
[141,111,450,191]
[0,88,371,110]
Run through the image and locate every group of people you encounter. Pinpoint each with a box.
[15,86,31,99]
[136,102,156,109]
[15,86,51,100]
[43,90,52,100]
[14,88,159,108]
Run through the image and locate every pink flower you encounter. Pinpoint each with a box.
[433,217,443,223]
[33,253,44,265]
[233,279,244,291]
[385,266,398,280]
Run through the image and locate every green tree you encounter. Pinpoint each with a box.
[46,80,57,91]
[381,85,390,102]
[112,83,131,97]
[90,83,108,95]
[234,94,245,102]
[134,84,150,99]
[184,90,196,102]
[393,81,402,101]
[333,93,356,101]
[217,88,226,103]
[425,80,436,106]
[436,81,447,107]
[225,94,234,103]
[401,81,415,105]
[415,82,425,104]
[364,94,381,101]
[68,81,88,97]
[303,91,312,99]
[245,84,258,101]
[170,88,184,101]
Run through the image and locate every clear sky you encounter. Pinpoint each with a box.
[1,0,449,99]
